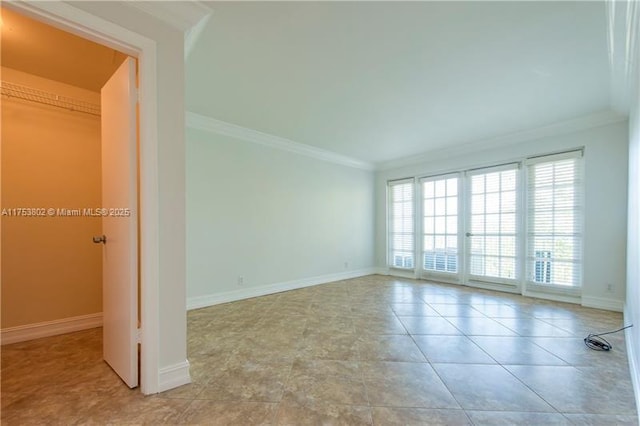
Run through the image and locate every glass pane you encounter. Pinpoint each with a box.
[423,217,434,234]
[501,257,516,279]
[435,217,446,234]
[447,196,458,215]
[486,193,500,214]
[423,181,435,198]
[471,215,485,233]
[424,199,435,216]
[470,255,485,275]
[553,237,575,260]
[485,172,500,192]
[471,195,485,214]
[446,216,458,234]
[447,178,458,196]
[485,257,500,277]
[485,236,499,256]
[501,236,516,257]
[470,236,484,253]
[471,175,484,194]
[435,180,446,197]
[502,213,516,233]
[502,171,516,191]
[446,236,458,250]
[423,236,434,250]
[485,214,500,233]
[424,252,435,270]
[501,191,516,212]
[435,198,445,215]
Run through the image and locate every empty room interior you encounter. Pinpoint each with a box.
[1,1,640,425]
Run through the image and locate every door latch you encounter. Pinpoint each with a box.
[92,235,107,244]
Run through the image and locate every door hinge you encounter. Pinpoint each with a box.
[136,328,142,344]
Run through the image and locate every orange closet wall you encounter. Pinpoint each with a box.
[1,67,102,329]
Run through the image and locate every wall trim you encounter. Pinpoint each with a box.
[377,268,418,280]
[377,110,628,171]
[582,295,624,312]
[186,111,375,171]
[158,360,191,393]
[624,305,640,420]
[187,268,377,310]
[1,313,102,345]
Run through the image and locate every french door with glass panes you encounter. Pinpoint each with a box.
[465,164,519,287]
[419,174,462,283]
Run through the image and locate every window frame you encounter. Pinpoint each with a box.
[387,178,416,271]
[418,172,462,283]
[524,150,584,295]
[464,163,521,287]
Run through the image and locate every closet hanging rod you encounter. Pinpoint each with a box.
[0,81,101,117]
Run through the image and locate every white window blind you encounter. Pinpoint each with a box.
[526,151,583,288]
[388,179,414,269]
[421,174,459,274]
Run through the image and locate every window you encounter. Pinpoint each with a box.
[385,148,584,297]
[526,151,583,288]
[467,165,519,282]
[388,179,414,269]
[421,175,459,274]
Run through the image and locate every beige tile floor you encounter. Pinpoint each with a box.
[1,275,638,425]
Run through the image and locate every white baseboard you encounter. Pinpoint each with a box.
[187,268,378,310]
[158,360,192,392]
[581,295,624,312]
[377,268,417,279]
[624,305,640,419]
[1,313,103,345]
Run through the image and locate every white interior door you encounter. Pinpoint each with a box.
[100,57,138,388]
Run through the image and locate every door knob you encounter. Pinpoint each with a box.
[93,235,107,244]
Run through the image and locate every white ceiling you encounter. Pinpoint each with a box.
[186,1,613,166]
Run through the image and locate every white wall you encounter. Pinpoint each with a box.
[624,8,640,414]
[375,120,629,310]
[627,80,640,418]
[186,127,375,307]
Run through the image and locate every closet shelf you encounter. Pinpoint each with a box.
[1,81,100,116]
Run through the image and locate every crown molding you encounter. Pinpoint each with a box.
[185,10,212,59]
[186,111,375,171]
[376,110,628,171]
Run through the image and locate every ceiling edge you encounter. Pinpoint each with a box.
[186,111,375,171]
[376,110,628,171]
[125,1,212,33]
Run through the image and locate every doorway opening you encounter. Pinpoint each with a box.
[1,6,140,389]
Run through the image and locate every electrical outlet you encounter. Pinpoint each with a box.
[344,261,349,269]
[238,276,244,286]
[606,283,614,293]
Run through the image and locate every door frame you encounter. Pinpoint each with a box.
[5,1,160,394]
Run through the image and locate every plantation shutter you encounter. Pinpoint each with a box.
[388,179,414,269]
[526,150,583,289]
